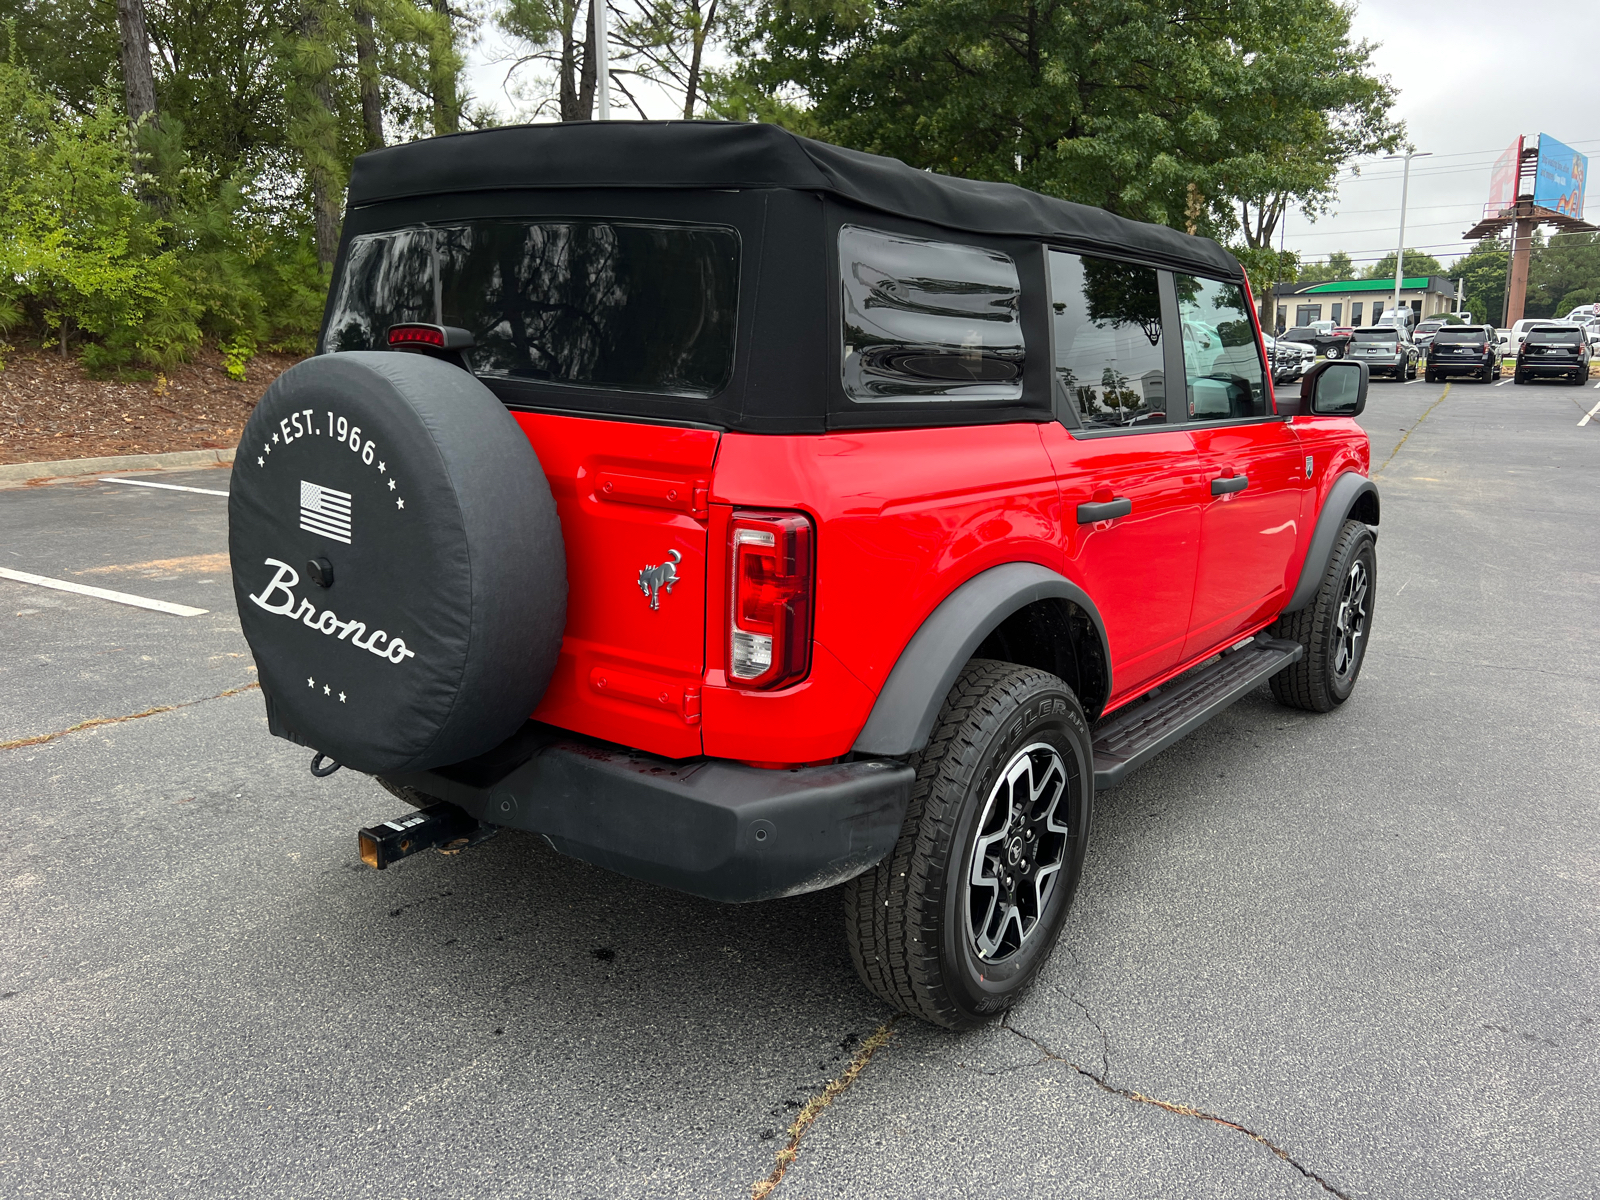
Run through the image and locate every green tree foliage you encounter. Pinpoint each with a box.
[718,0,1401,245]
[1362,248,1443,280]
[0,0,477,369]
[1530,231,1600,318]
[1454,238,1507,327]
[1297,251,1354,283]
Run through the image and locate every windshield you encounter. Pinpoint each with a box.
[1525,330,1583,346]
[1352,330,1398,343]
[323,220,741,400]
[1416,322,1443,333]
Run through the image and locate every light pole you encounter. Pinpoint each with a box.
[594,0,611,119]
[1384,149,1432,324]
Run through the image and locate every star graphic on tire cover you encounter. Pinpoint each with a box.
[339,692,346,703]
[257,456,264,467]
[323,684,330,695]
[307,676,314,687]
[387,478,395,491]
[396,497,404,509]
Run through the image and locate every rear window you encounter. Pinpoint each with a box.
[1352,329,1398,342]
[323,220,741,399]
[1526,330,1583,345]
[1434,330,1485,345]
[839,225,1025,403]
[1416,322,1443,333]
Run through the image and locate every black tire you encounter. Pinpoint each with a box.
[1326,344,1343,360]
[844,660,1093,1029]
[1425,369,1438,383]
[1513,370,1526,385]
[1269,521,1376,713]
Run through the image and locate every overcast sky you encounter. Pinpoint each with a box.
[462,1,1600,272]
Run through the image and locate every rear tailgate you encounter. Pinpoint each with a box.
[515,411,718,759]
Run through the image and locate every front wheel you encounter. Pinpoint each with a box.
[1269,520,1376,713]
[1326,345,1343,360]
[845,661,1092,1029]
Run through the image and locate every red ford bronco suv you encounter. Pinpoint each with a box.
[228,122,1379,1029]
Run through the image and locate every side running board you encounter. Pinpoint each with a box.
[1092,635,1304,791]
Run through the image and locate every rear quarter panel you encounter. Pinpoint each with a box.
[704,423,1062,762]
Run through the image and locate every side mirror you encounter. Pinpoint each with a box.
[1292,358,1369,417]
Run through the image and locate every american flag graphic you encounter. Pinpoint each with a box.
[300,480,353,544]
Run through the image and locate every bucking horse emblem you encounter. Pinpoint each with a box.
[638,549,681,611]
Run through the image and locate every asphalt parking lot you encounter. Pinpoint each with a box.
[4,375,1599,1200]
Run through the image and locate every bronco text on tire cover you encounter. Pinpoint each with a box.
[228,352,567,775]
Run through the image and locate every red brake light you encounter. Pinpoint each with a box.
[388,323,446,347]
[728,510,814,690]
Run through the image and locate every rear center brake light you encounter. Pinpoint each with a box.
[728,511,814,690]
[387,323,475,349]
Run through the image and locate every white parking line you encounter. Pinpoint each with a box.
[0,567,208,617]
[1495,376,1514,386]
[1405,376,1427,385]
[1579,396,1600,427]
[101,476,229,497]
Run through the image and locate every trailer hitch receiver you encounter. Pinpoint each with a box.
[357,802,497,870]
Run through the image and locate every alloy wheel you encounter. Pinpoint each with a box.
[966,742,1073,963]
[1332,558,1371,682]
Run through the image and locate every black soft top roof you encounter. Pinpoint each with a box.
[346,121,1244,281]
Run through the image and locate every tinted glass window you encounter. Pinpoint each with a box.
[322,221,740,400]
[1525,330,1583,345]
[1176,275,1268,421]
[438,221,739,397]
[840,225,1024,403]
[1047,250,1166,429]
[1434,330,1485,345]
[1352,329,1398,343]
[324,230,436,352]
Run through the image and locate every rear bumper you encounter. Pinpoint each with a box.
[1519,359,1586,375]
[381,723,914,903]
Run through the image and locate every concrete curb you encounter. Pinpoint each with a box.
[0,447,235,488]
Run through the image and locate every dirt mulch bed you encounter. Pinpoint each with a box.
[0,345,303,466]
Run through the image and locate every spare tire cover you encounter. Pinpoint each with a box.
[228,351,565,774]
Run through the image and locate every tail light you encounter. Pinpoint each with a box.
[728,510,814,690]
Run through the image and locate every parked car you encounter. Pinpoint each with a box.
[1513,325,1592,385]
[1412,320,1447,350]
[1375,309,1416,333]
[227,121,1380,1030]
[1425,326,1500,382]
[1564,305,1599,323]
[1280,323,1353,359]
[1507,317,1583,356]
[1350,327,1419,380]
[1264,333,1314,383]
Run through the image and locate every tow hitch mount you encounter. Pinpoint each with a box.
[357,802,498,870]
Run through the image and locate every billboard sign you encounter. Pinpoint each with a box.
[1534,134,1587,217]
[1486,137,1522,215]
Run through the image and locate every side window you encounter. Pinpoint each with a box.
[1176,275,1269,422]
[840,225,1024,403]
[322,229,436,352]
[1047,249,1166,430]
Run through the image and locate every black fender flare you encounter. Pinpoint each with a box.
[1283,472,1380,614]
[851,563,1111,757]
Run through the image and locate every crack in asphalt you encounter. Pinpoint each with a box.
[1003,1019,1354,1200]
[1374,384,1450,477]
[0,682,260,750]
[750,1018,900,1200]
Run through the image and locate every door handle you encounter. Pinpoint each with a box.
[1211,474,1249,496]
[1077,497,1132,524]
